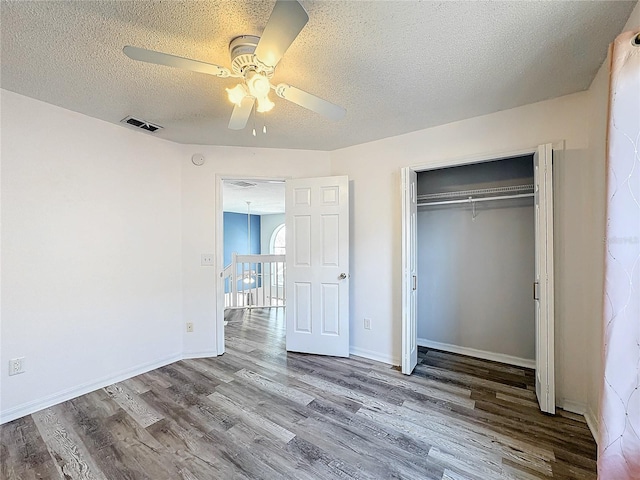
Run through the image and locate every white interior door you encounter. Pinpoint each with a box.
[401,168,418,374]
[534,143,555,414]
[285,176,350,357]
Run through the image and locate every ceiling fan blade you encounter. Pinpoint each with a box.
[275,84,346,121]
[228,96,256,130]
[123,46,232,78]
[254,0,309,68]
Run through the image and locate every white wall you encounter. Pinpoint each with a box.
[330,91,592,410]
[584,0,640,438]
[0,90,331,423]
[178,144,330,358]
[0,90,184,422]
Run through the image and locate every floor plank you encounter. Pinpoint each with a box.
[0,307,597,479]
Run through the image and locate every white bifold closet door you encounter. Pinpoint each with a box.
[401,167,418,375]
[533,143,555,414]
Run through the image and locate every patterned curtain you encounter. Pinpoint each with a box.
[599,30,640,479]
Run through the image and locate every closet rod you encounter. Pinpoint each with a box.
[417,192,534,207]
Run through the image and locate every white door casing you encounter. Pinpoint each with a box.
[401,167,418,374]
[285,176,350,357]
[534,143,556,414]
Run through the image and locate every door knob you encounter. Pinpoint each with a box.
[339,273,348,280]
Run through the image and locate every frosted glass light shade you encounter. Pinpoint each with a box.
[256,96,275,113]
[226,84,248,106]
[247,73,271,98]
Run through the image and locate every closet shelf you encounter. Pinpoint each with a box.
[417,184,534,207]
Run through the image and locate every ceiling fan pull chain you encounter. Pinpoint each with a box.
[252,102,257,137]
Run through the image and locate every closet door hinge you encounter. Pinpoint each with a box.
[533,281,540,300]
[413,275,417,291]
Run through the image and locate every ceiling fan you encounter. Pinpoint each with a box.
[123,0,345,131]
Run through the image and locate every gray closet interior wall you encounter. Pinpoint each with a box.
[417,155,536,361]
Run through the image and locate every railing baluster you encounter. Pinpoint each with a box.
[221,254,286,309]
[231,252,237,307]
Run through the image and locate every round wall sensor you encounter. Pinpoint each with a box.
[191,153,205,166]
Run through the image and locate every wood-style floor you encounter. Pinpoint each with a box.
[1,307,597,479]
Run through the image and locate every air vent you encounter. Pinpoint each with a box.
[228,180,257,188]
[121,116,163,133]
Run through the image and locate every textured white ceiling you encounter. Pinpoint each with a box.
[223,179,285,215]
[1,1,636,151]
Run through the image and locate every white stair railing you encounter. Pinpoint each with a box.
[223,253,286,308]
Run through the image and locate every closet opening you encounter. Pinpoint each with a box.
[417,155,535,367]
[401,143,557,414]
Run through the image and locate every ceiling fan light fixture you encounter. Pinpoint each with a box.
[125,1,345,132]
[226,83,248,106]
[256,96,275,113]
[247,72,271,98]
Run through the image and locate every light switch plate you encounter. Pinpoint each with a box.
[201,254,214,266]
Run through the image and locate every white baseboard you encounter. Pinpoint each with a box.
[182,350,218,360]
[1,352,183,425]
[350,346,399,366]
[585,407,599,444]
[417,338,536,369]
[556,400,600,444]
[557,399,587,415]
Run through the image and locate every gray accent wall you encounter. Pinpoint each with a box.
[417,156,535,360]
[417,155,535,195]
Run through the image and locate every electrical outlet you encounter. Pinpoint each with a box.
[201,254,214,266]
[364,318,372,330]
[186,322,194,333]
[8,357,25,376]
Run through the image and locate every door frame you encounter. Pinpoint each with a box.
[400,142,562,404]
[215,174,288,355]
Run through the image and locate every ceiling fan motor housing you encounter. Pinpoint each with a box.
[229,35,273,78]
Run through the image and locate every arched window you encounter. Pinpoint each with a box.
[270,224,286,255]
[269,224,285,286]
